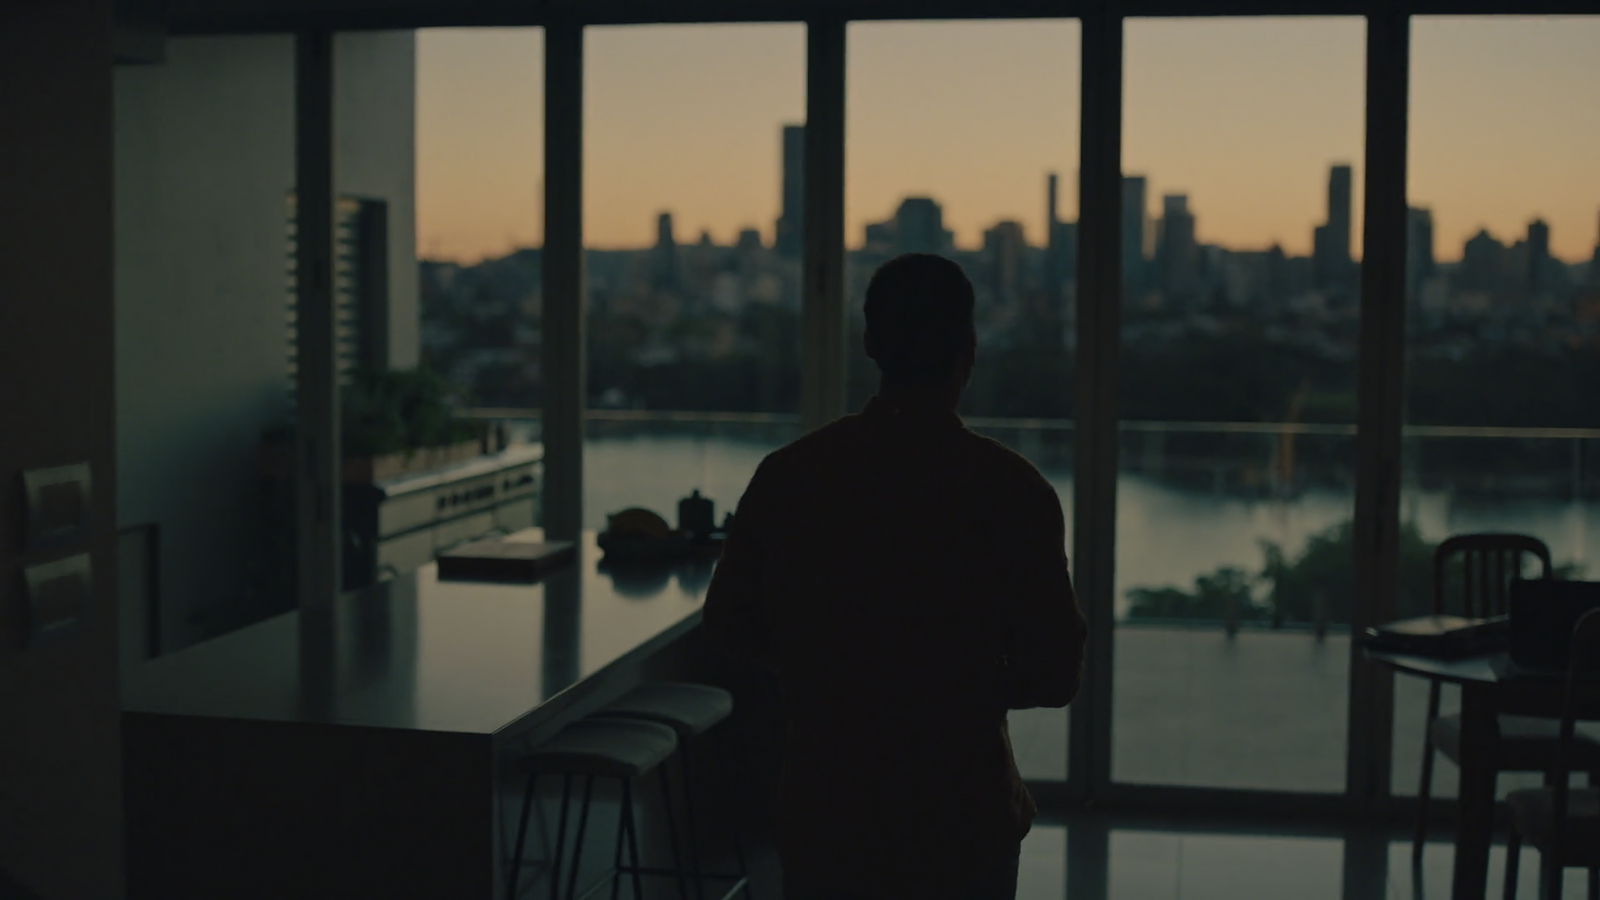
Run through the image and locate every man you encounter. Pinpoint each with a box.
[702,253,1087,900]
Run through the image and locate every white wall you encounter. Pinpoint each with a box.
[116,32,418,653]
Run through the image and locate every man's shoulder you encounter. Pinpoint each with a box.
[958,429,1055,492]
[753,413,866,476]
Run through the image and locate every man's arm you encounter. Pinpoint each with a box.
[702,458,779,671]
[997,471,1087,710]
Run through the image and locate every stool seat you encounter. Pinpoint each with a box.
[526,719,678,779]
[595,682,733,737]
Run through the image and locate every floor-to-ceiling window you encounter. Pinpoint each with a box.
[1112,17,1366,792]
[416,28,544,404]
[583,24,805,532]
[1389,14,1600,800]
[846,18,1082,781]
[414,27,545,469]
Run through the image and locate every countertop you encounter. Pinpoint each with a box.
[121,531,715,736]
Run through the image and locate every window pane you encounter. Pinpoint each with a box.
[1114,18,1365,792]
[1392,15,1600,800]
[417,28,544,411]
[847,19,1081,782]
[584,24,805,530]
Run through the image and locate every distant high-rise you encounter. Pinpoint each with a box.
[1157,193,1197,299]
[1045,173,1076,301]
[1591,209,1600,286]
[1458,228,1506,294]
[984,220,1026,304]
[894,197,947,255]
[650,211,679,290]
[1313,164,1354,291]
[1121,176,1148,292]
[1406,207,1436,298]
[776,124,804,258]
[1527,218,1552,294]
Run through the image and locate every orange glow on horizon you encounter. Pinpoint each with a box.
[417,17,1600,266]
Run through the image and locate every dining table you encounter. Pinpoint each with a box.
[1370,648,1598,900]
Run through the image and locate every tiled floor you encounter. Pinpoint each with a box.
[1007,626,1589,798]
[1004,814,1595,900]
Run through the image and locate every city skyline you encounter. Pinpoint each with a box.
[416,17,1600,263]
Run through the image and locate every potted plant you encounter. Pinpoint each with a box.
[262,366,485,483]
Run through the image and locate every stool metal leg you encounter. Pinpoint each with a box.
[729,804,753,900]
[565,775,597,900]
[611,777,629,900]
[679,740,707,900]
[550,776,575,900]
[658,764,693,900]
[622,779,646,900]
[510,772,540,900]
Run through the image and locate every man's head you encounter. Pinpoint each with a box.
[863,253,977,391]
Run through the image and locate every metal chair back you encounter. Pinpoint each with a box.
[1433,533,1553,619]
[1550,608,1600,859]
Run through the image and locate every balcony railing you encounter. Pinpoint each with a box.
[466,406,1598,634]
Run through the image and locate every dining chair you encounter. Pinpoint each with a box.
[1503,607,1600,899]
[1412,533,1587,863]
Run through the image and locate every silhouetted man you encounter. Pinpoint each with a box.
[703,253,1087,900]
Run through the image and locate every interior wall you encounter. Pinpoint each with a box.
[337,30,420,369]
[115,34,299,651]
[115,32,419,653]
[0,1,125,896]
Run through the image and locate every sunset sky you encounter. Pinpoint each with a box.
[416,17,1600,265]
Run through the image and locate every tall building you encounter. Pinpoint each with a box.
[894,197,948,255]
[1313,164,1354,291]
[1045,173,1076,300]
[650,211,679,290]
[983,219,1026,305]
[1527,217,1552,295]
[1591,209,1600,286]
[1457,228,1507,295]
[1121,175,1148,292]
[1405,207,1436,299]
[775,124,804,258]
[1157,193,1198,300]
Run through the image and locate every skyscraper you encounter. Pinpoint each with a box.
[1406,207,1436,299]
[984,220,1026,305]
[894,197,947,255]
[1045,173,1076,301]
[650,211,679,291]
[1157,193,1197,300]
[1313,164,1354,292]
[1591,209,1600,287]
[1527,218,1552,295]
[1047,172,1060,230]
[1458,228,1506,295]
[1121,175,1148,292]
[776,124,804,258]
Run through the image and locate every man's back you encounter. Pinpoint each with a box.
[703,395,1086,899]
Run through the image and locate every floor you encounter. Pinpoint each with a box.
[511,626,1599,899]
[1006,626,1586,798]
[717,812,1595,900]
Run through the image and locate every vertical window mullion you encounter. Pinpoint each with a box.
[294,28,341,609]
[1071,7,1124,801]
[800,18,847,434]
[542,21,585,540]
[1347,10,1410,811]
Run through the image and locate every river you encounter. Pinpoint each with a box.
[578,431,1597,619]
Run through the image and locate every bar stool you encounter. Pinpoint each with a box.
[508,717,688,900]
[590,682,752,900]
